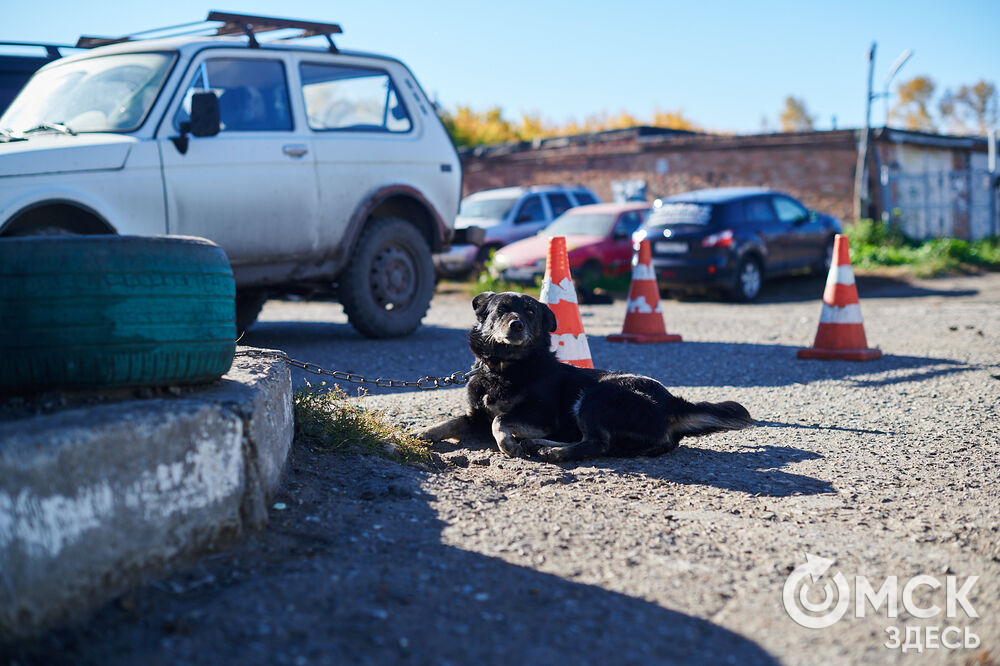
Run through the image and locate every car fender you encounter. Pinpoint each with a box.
[0,186,120,234]
[734,234,768,267]
[340,183,449,258]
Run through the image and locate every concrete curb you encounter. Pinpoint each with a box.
[0,349,292,641]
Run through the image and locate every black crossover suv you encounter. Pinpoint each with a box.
[634,187,842,301]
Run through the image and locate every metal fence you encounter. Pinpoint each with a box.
[884,167,999,240]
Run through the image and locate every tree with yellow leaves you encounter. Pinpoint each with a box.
[890,76,937,131]
[437,105,698,148]
[778,96,815,131]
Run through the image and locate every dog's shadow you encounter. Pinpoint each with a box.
[442,437,834,497]
[598,443,835,497]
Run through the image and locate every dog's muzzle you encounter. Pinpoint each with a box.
[494,316,528,344]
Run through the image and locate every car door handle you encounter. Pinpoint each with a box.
[282,144,308,158]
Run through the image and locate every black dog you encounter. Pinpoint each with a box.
[418,291,753,462]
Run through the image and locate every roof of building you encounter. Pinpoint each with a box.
[662,187,773,203]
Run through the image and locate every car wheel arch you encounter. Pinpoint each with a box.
[345,185,447,255]
[0,199,116,237]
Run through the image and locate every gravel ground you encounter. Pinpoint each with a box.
[8,271,1000,665]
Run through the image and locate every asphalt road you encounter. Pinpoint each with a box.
[11,271,1000,665]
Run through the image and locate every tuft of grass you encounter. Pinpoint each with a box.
[467,249,541,297]
[844,219,1000,278]
[293,382,432,464]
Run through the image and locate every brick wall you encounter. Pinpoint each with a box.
[461,130,860,221]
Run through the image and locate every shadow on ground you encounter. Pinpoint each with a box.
[593,339,984,389]
[551,444,834,498]
[666,273,978,305]
[244,318,985,395]
[242,321,474,395]
[8,446,778,665]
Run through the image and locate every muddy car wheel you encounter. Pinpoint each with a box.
[338,217,435,338]
[0,235,235,392]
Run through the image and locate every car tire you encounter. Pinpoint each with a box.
[729,254,763,302]
[338,217,435,338]
[0,235,235,392]
[236,289,269,335]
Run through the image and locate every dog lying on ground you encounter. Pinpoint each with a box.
[417,291,753,462]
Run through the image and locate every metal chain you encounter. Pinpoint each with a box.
[234,349,480,390]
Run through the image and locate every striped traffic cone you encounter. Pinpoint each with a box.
[539,236,594,368]
[607,239,682,343]
[797,234,882,361]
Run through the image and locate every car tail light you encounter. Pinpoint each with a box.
[701,229,734,248]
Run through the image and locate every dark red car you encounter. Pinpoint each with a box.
[490,202,651,287]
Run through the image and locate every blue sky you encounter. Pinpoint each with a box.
[4,0,998,133]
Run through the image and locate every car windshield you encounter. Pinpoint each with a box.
[0,52,174,134]
[545,212,616,237]
[460,196,519,219]
[647,202,714,226]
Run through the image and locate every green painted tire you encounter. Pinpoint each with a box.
[0,235,236,392]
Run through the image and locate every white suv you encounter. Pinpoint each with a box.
[0,13,464,337]
[434,184,600,278]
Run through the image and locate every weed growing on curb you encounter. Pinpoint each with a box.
[846,220,1000,277]
[293,382,432,464]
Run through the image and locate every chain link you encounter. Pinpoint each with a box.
[234,349,480,390]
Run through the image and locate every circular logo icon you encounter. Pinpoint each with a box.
[782,553,850,629]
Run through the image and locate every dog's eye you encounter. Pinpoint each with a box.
[525,304,535,314]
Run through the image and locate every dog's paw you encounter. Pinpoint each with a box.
[496,438,524,458]
[532,446,564,463]
[520,438,543,457]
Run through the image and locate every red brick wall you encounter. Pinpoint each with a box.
[461,130,860,221]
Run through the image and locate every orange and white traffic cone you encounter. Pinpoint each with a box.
[607,239,682,343]
[539,236,594,368]
[797,234,882,361]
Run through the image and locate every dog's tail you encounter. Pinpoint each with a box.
[671,400,753,438]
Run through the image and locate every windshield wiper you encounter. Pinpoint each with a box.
[0,128,26,143]
[22,122,76,136]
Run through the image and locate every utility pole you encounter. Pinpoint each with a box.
[853,42,876,222]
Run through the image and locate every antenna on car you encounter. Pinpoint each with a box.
[76,11,342,53]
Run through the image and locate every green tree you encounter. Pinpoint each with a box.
[778,96,814,131]
[890,76,937,131]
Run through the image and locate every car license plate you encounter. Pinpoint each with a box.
[654,241,688,254]
[504,267,538,281]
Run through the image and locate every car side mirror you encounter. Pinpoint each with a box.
[189,92,221,137]
[171,92,220,155]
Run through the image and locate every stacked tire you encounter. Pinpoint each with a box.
[0,236,236,393]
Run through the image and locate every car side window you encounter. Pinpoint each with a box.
[299,63,411,132]
[772,196,809,223]
[743,198,777,223]
[514,195,545,224]
[174,58,292,132]
[546,193,573,218]
[613,212,643,238]
[574,191,597,205]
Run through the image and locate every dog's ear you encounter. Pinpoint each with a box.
[472,291,495,317]
[543,304,557,332]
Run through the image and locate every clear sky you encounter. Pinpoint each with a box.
[3,0,998,133]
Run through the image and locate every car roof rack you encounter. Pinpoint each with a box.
[76,10,342,53]
[0,40,77,59]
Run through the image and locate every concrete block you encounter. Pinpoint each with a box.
[0,350,291,640]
